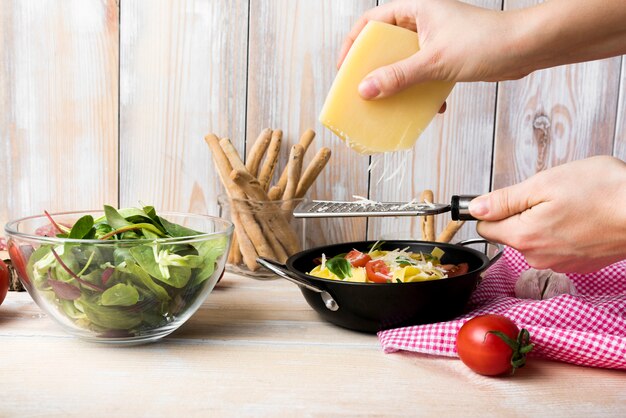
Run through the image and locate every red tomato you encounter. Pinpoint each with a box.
[8,242,30,285]
[365,259,391,283]
[0,258,9,306]
[345,250,371,268]
[456,314,533,376]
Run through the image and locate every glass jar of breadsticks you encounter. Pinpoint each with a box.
[218,195,305,278]
[206,128,331,278]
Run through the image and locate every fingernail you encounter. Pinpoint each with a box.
[358,77,381,99]
[469,197,489,217]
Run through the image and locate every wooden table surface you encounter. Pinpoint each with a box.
[1,273,625,417]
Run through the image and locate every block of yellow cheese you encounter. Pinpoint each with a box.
[319,21,455,155]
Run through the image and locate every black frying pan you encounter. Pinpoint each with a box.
[258,238,501,333]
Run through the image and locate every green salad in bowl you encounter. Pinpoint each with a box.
[5,205,233,344]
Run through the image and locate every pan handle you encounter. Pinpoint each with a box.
[256,257,339,311]
[456,238,504,268]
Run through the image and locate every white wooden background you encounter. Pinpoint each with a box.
[1,0,625,247]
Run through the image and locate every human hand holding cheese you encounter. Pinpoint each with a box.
[339,0,626,100]
[319,20,455,154]
[469,156,626,274]
[338,0,510,100]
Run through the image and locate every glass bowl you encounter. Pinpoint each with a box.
[4,210,233,345]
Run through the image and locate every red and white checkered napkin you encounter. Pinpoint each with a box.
[378,247,626,369]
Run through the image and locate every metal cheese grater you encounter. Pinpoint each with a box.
[293,195,478,221]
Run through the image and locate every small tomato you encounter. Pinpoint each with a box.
[0,259,9,306]
[345,250,372,268]
[8,242,31,285]
[456,314,533,376]
[365,259,391,283]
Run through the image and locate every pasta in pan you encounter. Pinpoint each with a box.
[308,244,468,284]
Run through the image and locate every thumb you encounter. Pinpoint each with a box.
[469,180,537,221]
[358,53,433,100]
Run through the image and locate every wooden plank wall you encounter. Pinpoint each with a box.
[1,0,624,247]
[0,0,119,224]
[119,0,248,217]
[495,0,622,189]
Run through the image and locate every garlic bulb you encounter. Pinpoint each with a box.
[514,268,577,300]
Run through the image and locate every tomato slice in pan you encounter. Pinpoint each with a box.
[345,250,372,268]
[365,259,392,283]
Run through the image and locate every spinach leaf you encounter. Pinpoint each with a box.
[117,207,152,220]
[326,256,352,280]
[143,206,165,230]
[190,236,228,285]
[396,256,417,267]
[79,300,143,330]
[59,299,86,320]
[104,205,132,229]
[68,215,95,239]
[129,245,192,288]
[168,266,192,289]
[29,245,57,285]
[122,261,170,302]
[158,216,201,238]
[94,222,113,239]
[101,283,139,306]
[142,229,162,240]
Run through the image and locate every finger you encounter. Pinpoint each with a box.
[475,215,526,248]
[358,53,434,99]
[468,177,541,221]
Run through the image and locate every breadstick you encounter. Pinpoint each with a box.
[420,189,436,241]
[258,129,282,191]
[267,185,283,200]
[282,144,304,211]
[245,128,272,177]
[256,213,289,262]
[230,169,269,201]
[283,145,304,199]
[275,129,316,197]
[204,134,273,270]
[230,169,301,255]
[295,147,331,199]
[437,220,465,243]
[228,232,243,265]
[219,137,246,172]
[219,136,289,260]
[219,138,264,264]
[228,232,238,263]
[229,210,257,269]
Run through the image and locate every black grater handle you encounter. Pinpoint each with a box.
[451,195,479,221]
